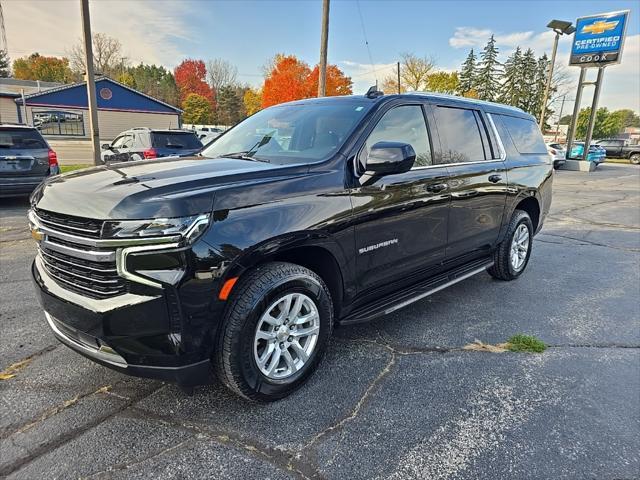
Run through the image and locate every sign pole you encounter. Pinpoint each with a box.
[566,67,586,158]
[582,66,605,160]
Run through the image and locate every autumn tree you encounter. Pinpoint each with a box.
[174,59,214,107]
[243,88,262,115]
[13,53,74,83]
[182,93,213,124]
[127,64,179,106]
[383,53,435,92]
[0,50,10,78]
[69,32,127,78]
[426,71,459,94]
[261,55,311,108]
[306,65,353,96]
[117,71,136,88]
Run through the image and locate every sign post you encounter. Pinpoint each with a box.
[566,10,629,161]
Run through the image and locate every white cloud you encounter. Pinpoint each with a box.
[340,60,398,94]
[449,27,538,49]
[4,0,195,69]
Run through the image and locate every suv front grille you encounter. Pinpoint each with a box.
[39,247,127,299]
[35,208,103,238]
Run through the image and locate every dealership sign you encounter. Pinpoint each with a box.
[570,10,629,67]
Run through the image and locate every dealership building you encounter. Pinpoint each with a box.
[0,77,182,162]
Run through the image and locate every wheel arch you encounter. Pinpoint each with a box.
[514,196,541,232]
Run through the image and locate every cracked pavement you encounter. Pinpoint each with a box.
[1,163,638,479]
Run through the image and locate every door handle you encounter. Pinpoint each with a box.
[488,174,502,183]
[426,183,449,193]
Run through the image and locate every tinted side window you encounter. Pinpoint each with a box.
[0,128,47,149]
[361,105,432,169]
[499,115,547,154]
[433,106,486,163]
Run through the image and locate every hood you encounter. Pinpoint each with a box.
[32,156,299,220]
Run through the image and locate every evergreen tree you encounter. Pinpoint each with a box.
[217,85,244,126]
[533,54,552,125]
[476,35,501,101]
[458,49,477,95]
[0,50,10,78]
[499,47,522,106]
[518,48,538,113]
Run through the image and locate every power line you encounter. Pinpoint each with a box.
[355,0,377,87]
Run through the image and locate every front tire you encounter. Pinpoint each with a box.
[214,262,333,402]
[488,210,534,281]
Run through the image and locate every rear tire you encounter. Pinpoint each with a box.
[214,262,333,402]
[630,154,640,165]
[488,210,534,281]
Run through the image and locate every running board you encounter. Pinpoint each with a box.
[339,258,494,325]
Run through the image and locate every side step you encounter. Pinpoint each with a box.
[339,258,493,325]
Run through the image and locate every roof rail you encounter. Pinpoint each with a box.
[405,91,525,113]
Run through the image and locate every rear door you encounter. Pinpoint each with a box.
[352,103,450,294]
[428,103,507,261]
[0,128,50,178]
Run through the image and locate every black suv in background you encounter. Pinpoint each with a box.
[100,128,202,162]
[29,92,552,401]
[0,124,59,198]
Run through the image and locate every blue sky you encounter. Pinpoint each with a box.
[7,0,640,114]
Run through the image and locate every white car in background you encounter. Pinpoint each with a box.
[546,142,566,170]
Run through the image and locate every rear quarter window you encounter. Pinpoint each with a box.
[152,132,202,149]
[499,115,547,154]
[0,128,47,149]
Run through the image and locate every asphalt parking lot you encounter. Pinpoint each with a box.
[1,163,638,479]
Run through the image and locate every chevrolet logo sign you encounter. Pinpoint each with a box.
[582,20,619,35]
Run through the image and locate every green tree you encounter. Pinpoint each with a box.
[517,49,537,113]
[499,47,522,106]
[609,109,640,129]
[559,114,572,125]
[476,35,501,101]
[216,85,245,126]
[13,53,74,83]
[575,107,623,140]
[533,54,552,125]
[458,49,477,96]
[426,71,459,94]
[0,50,10,78]
[182,93,213,124]
[126,64,179,106]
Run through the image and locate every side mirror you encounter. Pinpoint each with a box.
[101,143,111,151]
[365,141,416,177]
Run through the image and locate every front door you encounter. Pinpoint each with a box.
[351,104,450,295]
[429,104,507,261]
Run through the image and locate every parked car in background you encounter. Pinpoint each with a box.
[196,130,222,145]
[101,128,202,163]
[594,138,640,165]
[570,142,606,164]
[546,142,566,169]
[0,124,59,198]
[29,92,552,401]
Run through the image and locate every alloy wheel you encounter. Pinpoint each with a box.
[253,292,320,380]
[510,223,530,271]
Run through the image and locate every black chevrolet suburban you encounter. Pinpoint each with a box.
[29,91,552,401]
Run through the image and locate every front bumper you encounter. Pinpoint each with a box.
[32,258,214,386]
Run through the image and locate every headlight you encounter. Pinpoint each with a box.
[103,214,210,243]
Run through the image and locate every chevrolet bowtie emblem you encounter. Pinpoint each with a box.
[31,229,44,242]
[582,20,619,35]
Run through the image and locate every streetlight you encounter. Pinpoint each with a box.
[539,19,576,130]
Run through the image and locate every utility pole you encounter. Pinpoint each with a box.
[554,94,566,142]
[397,62,401,94]
[539,32,560,130]
[81,0,102,166]
[317,0,330,97]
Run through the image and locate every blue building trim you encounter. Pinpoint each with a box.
[17,78,182,114]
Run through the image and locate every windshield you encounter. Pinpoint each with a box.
[201,102,371,165]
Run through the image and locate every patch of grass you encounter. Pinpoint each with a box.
[60,164,92,174]
[506,334,547,353]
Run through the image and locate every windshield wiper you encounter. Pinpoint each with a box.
[219,151,270,163]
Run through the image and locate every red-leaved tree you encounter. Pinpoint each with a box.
[261,54,353,107]
[174,59,214,106]
[306,65,353,97]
